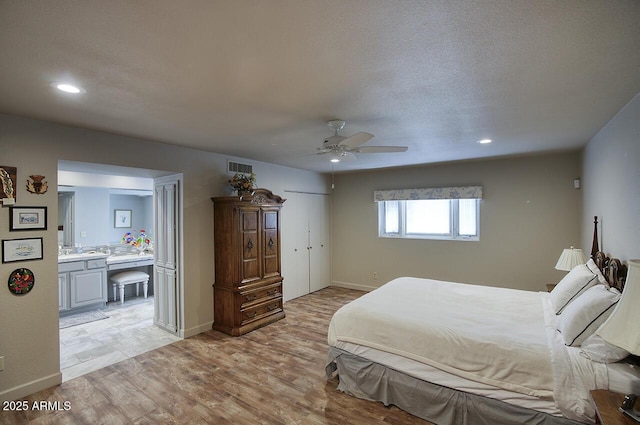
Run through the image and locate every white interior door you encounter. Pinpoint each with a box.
[309,194,330,292]
[282,191,330,300]
[153,175,181,333]
[282,192,310,301]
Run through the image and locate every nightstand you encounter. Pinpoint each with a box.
[591,390,638,425]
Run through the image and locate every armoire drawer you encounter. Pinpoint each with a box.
[241,299,282,325]
[240,282,282,307]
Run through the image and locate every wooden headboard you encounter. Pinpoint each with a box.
[593,251,627,292]
[590,216,628,292]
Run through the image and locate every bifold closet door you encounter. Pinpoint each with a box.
[309,194,330,292]
[282,192,311,301]
[282,192,330,301]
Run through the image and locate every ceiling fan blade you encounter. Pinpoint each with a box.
[340,132,374,148]
[340,151,358,161]
[353,146,408,153]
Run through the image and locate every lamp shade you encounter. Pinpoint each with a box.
[596,260,640,355]
[555,247,587,271]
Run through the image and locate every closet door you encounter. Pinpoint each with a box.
[309,194,330,292]
[282,192,330,300]
[282,192,310,301]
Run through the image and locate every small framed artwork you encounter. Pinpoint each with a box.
[9,206,47,231]
[2,238,44,263]
[114,209,132,228]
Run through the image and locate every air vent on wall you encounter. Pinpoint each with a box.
[227,161,253,175]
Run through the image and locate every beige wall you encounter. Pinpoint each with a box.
[331,152,582,292]
[582,93,640,261]
[0,113,329,401]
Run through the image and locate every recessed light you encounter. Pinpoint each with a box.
[477,139,492,144]
[51,82,85,94]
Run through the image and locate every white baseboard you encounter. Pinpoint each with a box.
[1,372,62,403]
[180,321,213,338]
[331,280,376,292]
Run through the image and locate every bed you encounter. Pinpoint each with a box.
[326,228,637,424]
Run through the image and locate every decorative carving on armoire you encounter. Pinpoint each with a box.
[211,188,286,336]
[251,194,268,204]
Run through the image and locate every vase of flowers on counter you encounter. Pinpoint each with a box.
[228,172,256,196]
[121,230,152,253]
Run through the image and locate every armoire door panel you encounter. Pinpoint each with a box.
[263,256,279,277]
[264,229,278,254]
[242,259,260,283]
[242,233,258,260]
[242,210,258,231]
[264,211,277,229]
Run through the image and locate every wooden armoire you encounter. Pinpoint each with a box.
[211,188,285,336]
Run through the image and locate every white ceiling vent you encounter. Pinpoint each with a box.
[227,160,253,175]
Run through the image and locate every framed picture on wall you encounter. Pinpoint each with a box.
[0,165,17,202]
[114,209,132,228]
[9,206,47,231]
[2,238,44,263]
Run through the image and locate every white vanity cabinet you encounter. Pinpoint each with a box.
[59,255,108,313]
[58,273,68,311]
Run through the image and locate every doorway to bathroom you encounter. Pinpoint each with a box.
[57,160,182,381]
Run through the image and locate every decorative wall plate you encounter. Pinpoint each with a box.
[8,268,35,295]
[26,174,48,194]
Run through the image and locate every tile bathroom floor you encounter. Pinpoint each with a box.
[59,296,181,382]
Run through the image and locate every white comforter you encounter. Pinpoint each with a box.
[328,277,554,398]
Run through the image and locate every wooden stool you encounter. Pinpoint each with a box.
[110,271,149,304]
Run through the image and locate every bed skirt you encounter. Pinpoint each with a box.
[326,347,585,425]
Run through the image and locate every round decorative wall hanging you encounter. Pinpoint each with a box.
[8,268,35,295]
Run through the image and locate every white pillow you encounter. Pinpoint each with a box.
[556,285,621,347]
[580,334,629,363]
[585,258,608,286]
[550,264,600,314]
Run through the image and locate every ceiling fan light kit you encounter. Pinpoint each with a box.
[317,119,408,162]
[327,119,346,132]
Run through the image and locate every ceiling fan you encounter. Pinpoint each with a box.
[317,119,408,163]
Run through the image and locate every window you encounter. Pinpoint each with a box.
[375,186,482,241]
[378,199,479,240]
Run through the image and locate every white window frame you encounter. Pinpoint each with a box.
[378,199,480,241]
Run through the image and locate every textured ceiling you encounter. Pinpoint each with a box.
[1,1,639,173]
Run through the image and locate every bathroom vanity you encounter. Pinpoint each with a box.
[58,253,109,314]
[59,252,154,314]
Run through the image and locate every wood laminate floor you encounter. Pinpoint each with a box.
[3,287,432,425]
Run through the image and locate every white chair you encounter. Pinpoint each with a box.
[110,271,149,304]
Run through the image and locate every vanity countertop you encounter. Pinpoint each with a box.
[58,252,109,263]
[58,251,153,265]
[106,253,153,264]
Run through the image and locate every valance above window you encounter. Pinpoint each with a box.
[373,186,483,202]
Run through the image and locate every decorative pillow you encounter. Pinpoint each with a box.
[556,285,621,347]
[580,334,629,363]
[585,258,608,286]
[550,264,600,314]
